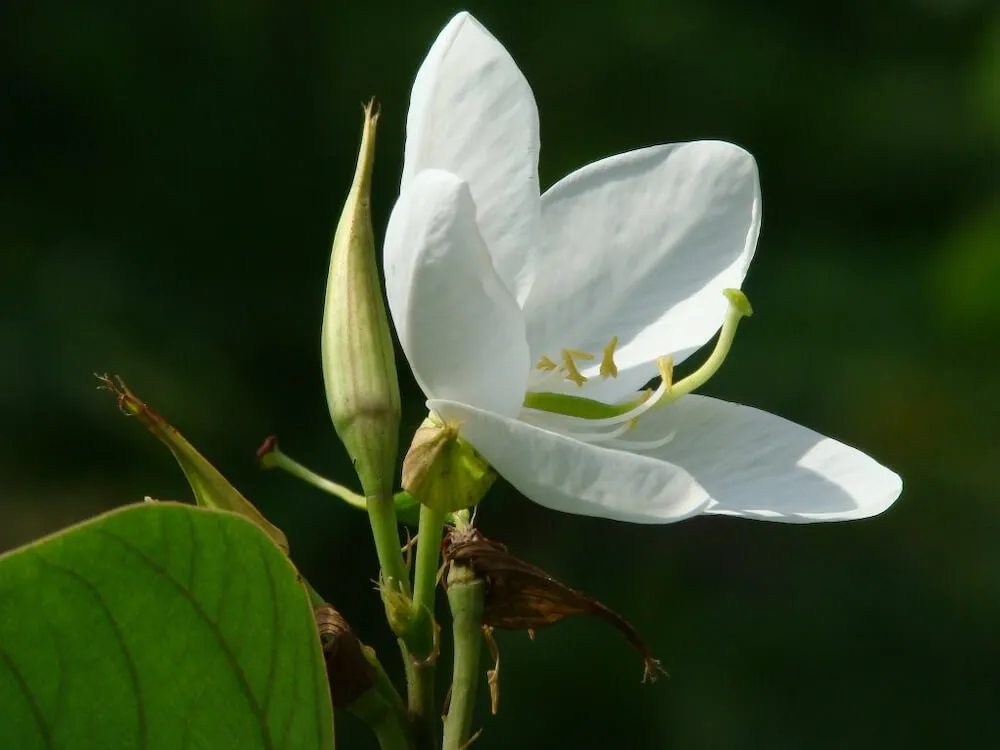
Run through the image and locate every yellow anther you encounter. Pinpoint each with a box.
[565,349,595,361]
[657,356,674,392]
[536,355,558,371]
[600,336,619,379]
[560,350,589,387]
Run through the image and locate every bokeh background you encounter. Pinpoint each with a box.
[3,0,999,747]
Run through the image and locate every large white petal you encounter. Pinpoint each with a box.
[384,170,529,417]
[428,398,712,523]
[524,141,761,403]
[403,11,542,303]
[619,395,902,522]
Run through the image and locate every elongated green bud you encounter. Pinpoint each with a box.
[321,101,401,498]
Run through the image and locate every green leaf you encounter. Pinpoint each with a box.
[0,503,334,750]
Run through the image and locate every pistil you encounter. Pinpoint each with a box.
[520,289,753,447]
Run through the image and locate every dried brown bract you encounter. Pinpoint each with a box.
[316,605,376,707]
[442,527,665,683]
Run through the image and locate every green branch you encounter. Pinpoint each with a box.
[441,561,486,750]
[405,504,448,750]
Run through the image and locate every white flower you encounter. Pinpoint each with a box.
[383,11,902,524]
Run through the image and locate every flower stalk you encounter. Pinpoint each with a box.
[256,436,426,526]
[257,435,367,511]
[441,554,486,750]
[405,504,448,746]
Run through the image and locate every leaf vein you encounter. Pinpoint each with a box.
[0,642,54,750]
[35,554,148,750]
[95,526,274,750]
[260,533,281,720]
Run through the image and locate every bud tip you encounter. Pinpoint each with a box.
[256,435,279,469]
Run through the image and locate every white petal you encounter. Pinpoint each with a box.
[384,170,529,417]
[403,11,542,303]
[621,395,902,522]
[524,141,761,402]
[428,398,712,523]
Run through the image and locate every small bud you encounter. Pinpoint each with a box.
[98,375,289,553]
[321,101,400,498]
[402,415,495,512]
[378,577,418,637]
[255,435,280,469]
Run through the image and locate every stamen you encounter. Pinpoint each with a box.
[658,356,674,392]
[560,349,593,387]
[527,365,568,392]
[549,357,673,429]
[556,421,634,444]
[536,355,558,371]
[600,336,619,379]
[522,357,672,426]
[604,430,677,452]
[519,292,751,452]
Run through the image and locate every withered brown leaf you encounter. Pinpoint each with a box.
[316,605,376,707]
[442,527,665,682]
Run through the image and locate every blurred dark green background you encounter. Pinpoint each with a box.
[2,0,999,747]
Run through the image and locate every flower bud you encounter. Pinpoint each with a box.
[321,102,401,498]
[378,577,418,637]
[401,415,495,512]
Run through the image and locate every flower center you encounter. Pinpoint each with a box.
[521,289,753,451]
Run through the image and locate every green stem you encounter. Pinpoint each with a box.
[369,717,411,750]
[405,504,447,750]
[441,563,485,750]
[267,448,368,510]
[363,646,408,727]
[347,681,413,750]
[406,644,435,750]
[367,493,410,599]
[366,491,415,732]
[412,505,447,625]
[262,441,426,525]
